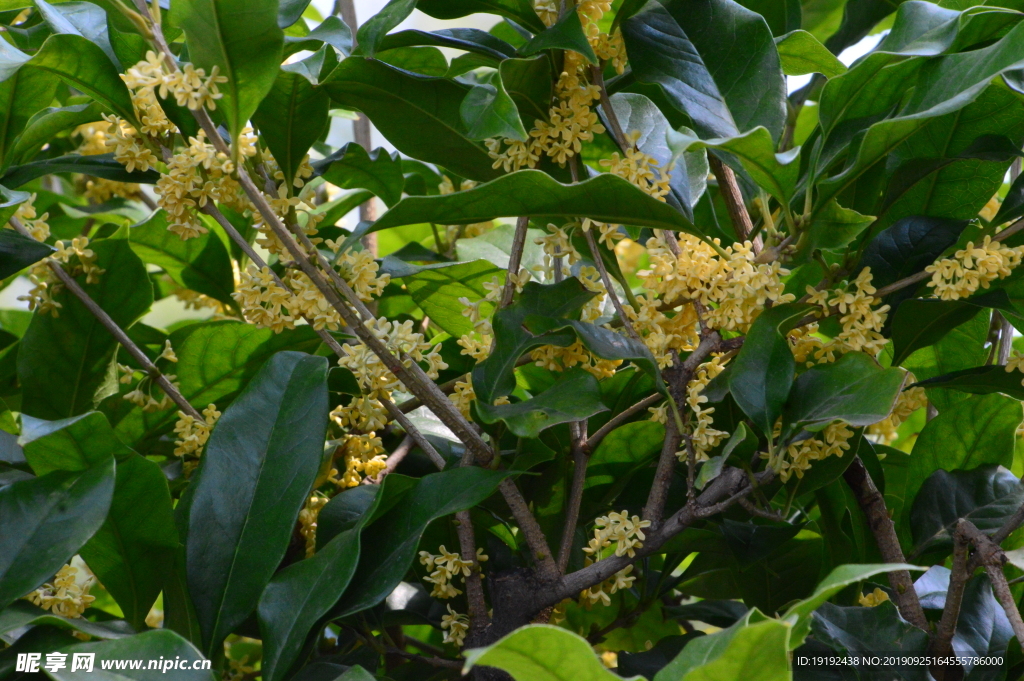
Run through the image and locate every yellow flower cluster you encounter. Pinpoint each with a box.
[626,294,700,368]
[121,50,226,114]
[81,177,140,203]
[683,356,729,459]
[173,404,221,463]
[926,236,1024,300]
[867,382,926,445]
[441,605,470,647]
[298,493,329,558]
[338,317,447,395]
[25,562,95,619]
[858,587,890,607]
[448,376,511,420]
[600,131,672,202]
[74,122,111,155]
[334,248,391,302]
[806,268,889,361]
[769,421,853,483]
[331,433,387,488]
[103,114,157,173]
[418,545,488,600]
[19,237,105,316]
[530,340,623,380]
[578,511,648,607]
[14,193,50,241]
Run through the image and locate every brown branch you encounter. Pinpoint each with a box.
[9,217,203,421]
[500,478,560,580]
[929,524,970,672]
[987,563,1024,649]
[364,435,413,484]
[584,227,641,342]
[455,510,491,643]
[591,64,628,151]
[842,456,928,630]
[557,422,589,573]
[583,393,663,454]
[957,520,1024,649]
[643,416,680,523]
[499,216,530,308]
[707,155,755,247]
[991,502,1024,546]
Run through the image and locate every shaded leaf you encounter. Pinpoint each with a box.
[1,153,160,188]
[478,367,607,438]
[253,68,330,187]
[316,142,405,208]
[461,79,527,142]
[913,364,1024,401]
[0,600,133,640]
[520,9,596,63]
[775,29,845,78]
[811,601,930,680]
[416,0,544,34]
[403,259,504,338]
[357,0,415,58]
[891,290,1016,365]
[46,629,208,680]
[29,34,135,123]
[0,228,53,279]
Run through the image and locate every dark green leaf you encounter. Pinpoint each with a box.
[357,0,416,57]
[315,484,381,549]
[891,290,1016,365]
[2,153,161,188]
[994,169,1024,226]
[284,16,353,56]
[333,467,513,618]
[464,625,632,681]
[10,103,102,166]
[104,321,321,450]
[187,351,329,653]
[21,411,134,476]
[911,466,1024,555]
[461,79,528,141]
[171,0,284,140]
[372,170,704,239]
[584,420,664,504]
[253,68,330,187]
[0,228,53,279]
[477,367,608,438]
[781,352,907,437]
[81,455,178,630]
[377,28,517,61]
[775,29,845,78]
[500,55,552,126]
[129,211,235,306]
[727,303,814,439]
[622,0,786,141]
[903,394,1022,532]
[0,460,115,610]
[278,0,312,28]
[315,142,405,208]
[19,238,153,420]
[811,601,929,678]
[49,629,208,680]
[403,259,503,337]
[664,600,749,629]
[801,199,874,256]
[520,9,596,63]
[416,0,544,34]
[0,64,60,169]
[913,364,1024,401]
[35,0,118,67]
[322,57,500,182]
[377,45,448,77]
[29,33,135,123]
[0,600,133,640]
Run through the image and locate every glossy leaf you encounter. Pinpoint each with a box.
[890,290,1015,365]
[911,466,1024,554]
[373,170,704,238]
[332,467,513,618]
[253,69,329,187]
[416,0,544,33]
[316,143,407,209]
[18,238,153,420]
[801,199,874,255]
[29,34,135,124]
[913,365,1024,401]
[0,64,60,169]
[403,259,504,337]
[187,351,329,653]
[377,28,517,61]
[903,394,1022,531]
[478,367,608,438]
[653,610,789,681]
[461,79,528,142]
[21,412,134,477]
[129,211,235,306]
[727,303,813,439]
[9,103,102,167]
[811,601,929,674]
[47,629,208,680]
[356,0,415,58]
[1,153,161,188]
[172,0,284,140]
[465,624,638,681]
[285,16,353,56]
[775,29,845,78]
[0,600,133,640]
[322,57,500,182]
[520,10,596,63]
[0,460,115,610]
[501,56,553,126]
[34,0,118,67]
[0,228,52,279]
[781,352,906,437]
[622,0,786,141]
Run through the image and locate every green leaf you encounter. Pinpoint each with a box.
[781,352,907,437]
[811,601,929,668]
[171,0,284,141]
[478,367,608,438]
[322,57,500,182]
[0,228,52,279]
[377,28,517,61]
[415,0,544,34]
[471,278,596,404]
[252,69,329,188]
[775,29,845,78]
[0,460,115,610]
[585,420,665,500]
[316,142,405,208]
[34,0,119,67]
[781,562,926,646]
[129,211,235,306]
[403,259,503,337]
[377,45,449,77]
[500,55,553,126]
[911,466,1024,555]
[29,34,135,124]
[284,16,353,56]
[45,629,208,680]
[0,64,60,169]
[332,467,514,618]
[18,238,153,420]
[372,170,704,239]
[727,303,814,439]
[0,34,32,82]
[667,126,799,202]
[520,10,596,63]
[357,0,416,58]
[21,411,134,476]
[1,153,160,188]
[995,165,1024,226]
[187,351,329,653]
[891,290,1015,365]
[653,611,789,681]
[9,103,103,167]
[81,455,178,631]
[802,199,874,255]
[103,322,321,450]
[464,624,638,681]
[622,0,786,141]
[0,600,133,640]
[913,364,1024,400]
[461,79,528,142]
[903,393,1022,532]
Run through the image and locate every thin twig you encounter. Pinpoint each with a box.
[584,228,641,341]
[737,496,785,521]
[643,416,679,523]
[557,422,589,573]
[455,509,491,643]
[957,520,1024,648]
[929,524,970,673]
[364,435,413,484]
[707,155,759,254]
[9,216,203,421]
[583,393,663,454]
[500,477,560,580]
[842,456,928,630]
[499,216,530,308]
